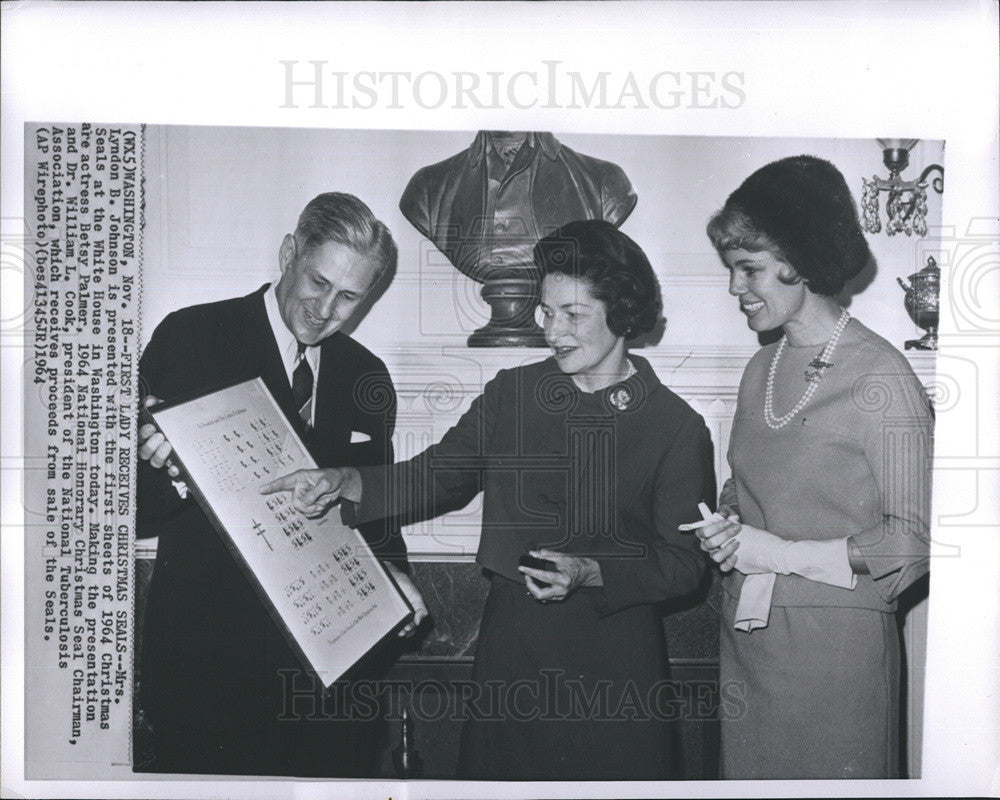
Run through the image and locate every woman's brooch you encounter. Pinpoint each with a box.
[804,358,834,384]
[608,386,632,411]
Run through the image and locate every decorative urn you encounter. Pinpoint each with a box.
[897,255,940,350]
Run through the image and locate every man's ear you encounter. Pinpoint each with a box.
[278,234,296,274]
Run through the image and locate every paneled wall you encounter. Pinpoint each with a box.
[135,126,941,777]
[140,127,945,359]
[139,125,944,552]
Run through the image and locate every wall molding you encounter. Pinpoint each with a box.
[134,347,937,559]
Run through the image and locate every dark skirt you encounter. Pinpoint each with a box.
[719,590,901,779]
[457,575,675,781]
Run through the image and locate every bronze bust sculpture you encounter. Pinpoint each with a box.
[400,131,637,346]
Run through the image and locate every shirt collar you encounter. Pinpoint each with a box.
[263,282,320,377]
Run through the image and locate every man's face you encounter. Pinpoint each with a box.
[274,235,380,345]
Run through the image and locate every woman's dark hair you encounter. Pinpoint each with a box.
[533,219,662,339]
[706,155,872,297]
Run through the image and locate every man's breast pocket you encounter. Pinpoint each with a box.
[346,438,387,467]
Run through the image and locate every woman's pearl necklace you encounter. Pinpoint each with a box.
[764,308,850,430]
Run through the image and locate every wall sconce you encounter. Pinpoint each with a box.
[861,138,944,236]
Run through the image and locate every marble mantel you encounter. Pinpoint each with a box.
[135,345,937,560]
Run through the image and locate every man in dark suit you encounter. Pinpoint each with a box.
[136,192,426,777]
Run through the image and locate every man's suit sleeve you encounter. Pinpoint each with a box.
[136,313,192,531]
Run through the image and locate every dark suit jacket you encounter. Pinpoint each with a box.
[136,284,405,772]
[399,131,637,282]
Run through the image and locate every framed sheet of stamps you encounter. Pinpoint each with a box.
[147,377,412,687]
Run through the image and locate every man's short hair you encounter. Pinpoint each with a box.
[294,192,398,283]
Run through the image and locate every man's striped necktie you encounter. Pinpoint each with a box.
[292,342,313,428]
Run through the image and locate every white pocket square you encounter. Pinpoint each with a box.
[350,431,372,443]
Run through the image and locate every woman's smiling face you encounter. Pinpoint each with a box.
[722,247,808,333]
[539,273,624,391]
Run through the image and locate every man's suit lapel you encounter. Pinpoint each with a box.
[242,285,354,462]
[314,334,351,441]
[242,285,311,440]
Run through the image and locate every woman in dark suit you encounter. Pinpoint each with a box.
[264,219,716,780]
